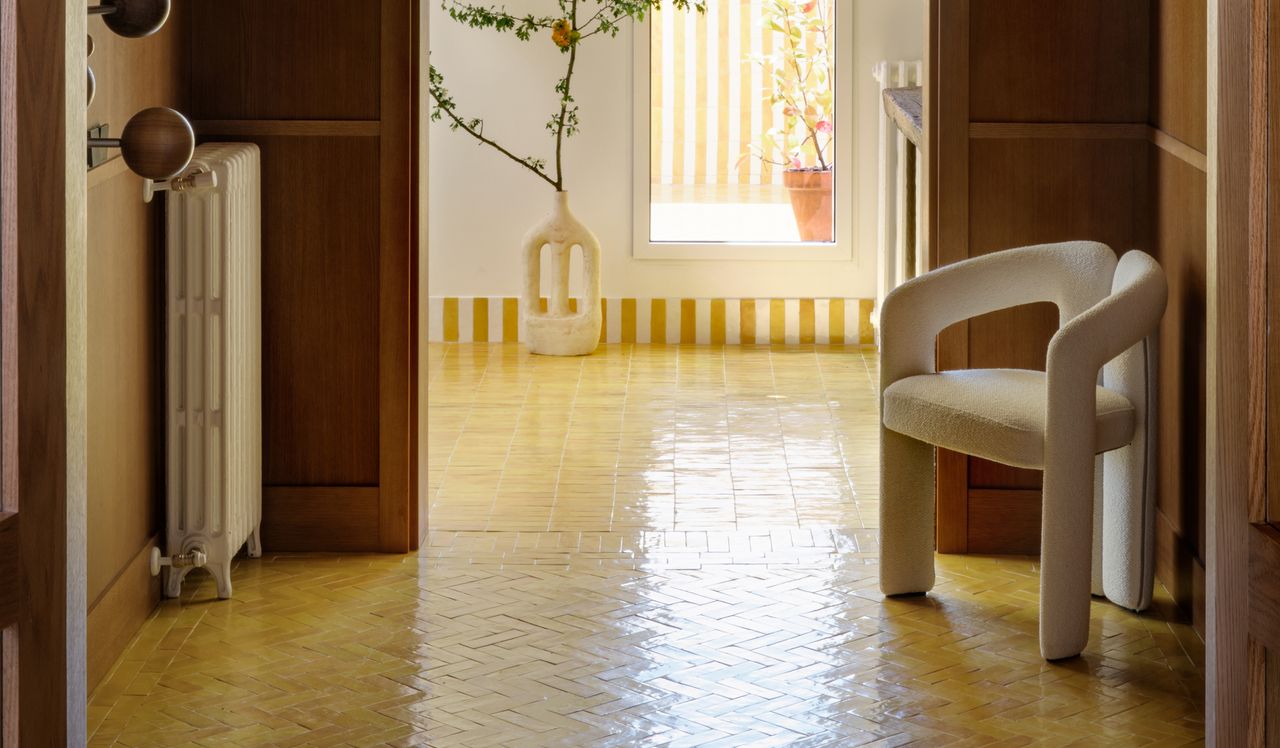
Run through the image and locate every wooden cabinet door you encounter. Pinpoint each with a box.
[185,0,421,553]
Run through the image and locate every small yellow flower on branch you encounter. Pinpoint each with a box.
[551,19,578,49]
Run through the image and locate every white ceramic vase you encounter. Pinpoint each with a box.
[522,191,602,356]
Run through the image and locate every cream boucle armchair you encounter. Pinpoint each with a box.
[878,242,1167,660]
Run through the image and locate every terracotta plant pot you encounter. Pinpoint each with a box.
[783,168,834,243]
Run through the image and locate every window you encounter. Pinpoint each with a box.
[633,0,853,261]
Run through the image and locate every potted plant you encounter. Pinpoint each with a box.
[743,0,835,243]
[429,0,703,355]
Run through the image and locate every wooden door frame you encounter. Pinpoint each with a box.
[2,0,88,743]
[1208,0,1272,743]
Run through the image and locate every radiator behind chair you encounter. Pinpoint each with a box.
[161,143,263,599]
[873,59,924,340]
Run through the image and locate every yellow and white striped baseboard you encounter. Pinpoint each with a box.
[428,297,876,346]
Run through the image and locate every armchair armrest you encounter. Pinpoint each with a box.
[880,241,1118,389]
[1047,251,1168,378]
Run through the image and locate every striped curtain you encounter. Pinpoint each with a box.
[650,0,833,188]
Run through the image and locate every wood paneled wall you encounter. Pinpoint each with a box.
[929,0,1209,631]
[1149,0,1209,635]
[83,4,188,693]
[187,0,421,553]
[82,0,423,694]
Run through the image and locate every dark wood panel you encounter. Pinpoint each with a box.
[968,0,1150,123]
[1152,146,1208,564]
[1251,526,1280,652]
[1150,0,1207,152]
[208,135,383,487]
[968,138,1149,256]
[935,448,968,553]
[188,0,380,121]
[927,0,972,544]
[1270,0,1280,530]
[966,137,1148,494]
[262,487,381,552]
[969,458,1041,491]
[0,514,15,629]
[968,490,1041,555]
[190,0,420,552]
[378,0,415,552]
[1155,507,1206,632]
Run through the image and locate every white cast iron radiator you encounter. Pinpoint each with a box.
[873,59,924,339]
[152,143,263,599]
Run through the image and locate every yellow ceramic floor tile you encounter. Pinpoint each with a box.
[88,344,1203,746]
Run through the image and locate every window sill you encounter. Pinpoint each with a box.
[633,241,854,262]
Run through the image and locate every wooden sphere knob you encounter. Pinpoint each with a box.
[120,107,194,181]
[101,0,171,39]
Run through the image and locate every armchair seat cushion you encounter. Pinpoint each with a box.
[882,369,1136,470]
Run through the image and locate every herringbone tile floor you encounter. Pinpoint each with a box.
[88,344,1204,746]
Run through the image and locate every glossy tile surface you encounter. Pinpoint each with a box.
[89,344,1204,746]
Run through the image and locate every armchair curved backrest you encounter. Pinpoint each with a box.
[879,241,1118,390]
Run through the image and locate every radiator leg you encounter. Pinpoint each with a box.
[209,559,234,600]
[164,566,190,599]
[248,525,262,559]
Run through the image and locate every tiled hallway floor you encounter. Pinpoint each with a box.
[88,344,1204,746]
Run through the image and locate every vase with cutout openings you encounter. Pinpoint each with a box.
[521,191,602,356]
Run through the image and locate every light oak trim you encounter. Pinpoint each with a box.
[968,122,1150,140]
[84,155,130,190]
[85,534,160,693]
[1151,127,1210,173]
[969,122,1209,173]
[0,0,14,528]
[1,0,16,737]
[192,119,381,137]
[413,0,429,547]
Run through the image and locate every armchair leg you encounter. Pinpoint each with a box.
[879,427,936,596]
[1039,451,1097,660]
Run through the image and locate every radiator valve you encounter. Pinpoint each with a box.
[150,546,208,577]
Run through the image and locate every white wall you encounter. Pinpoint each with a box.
[427,0,924,299]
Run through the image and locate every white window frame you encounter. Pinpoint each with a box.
[631,2,855,262]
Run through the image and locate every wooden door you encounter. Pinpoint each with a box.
[1214,0,1280,742]
[2,0,87,743]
